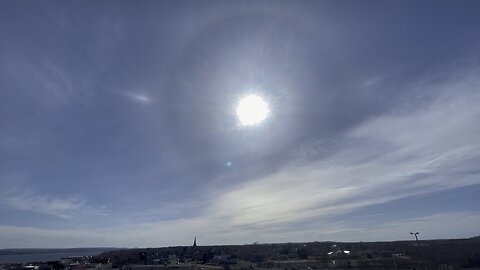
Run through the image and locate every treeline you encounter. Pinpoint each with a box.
[93,237,480,269]
[0,248,118,256]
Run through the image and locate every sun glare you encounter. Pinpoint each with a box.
[236,94,270,126]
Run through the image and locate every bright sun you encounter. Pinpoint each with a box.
[236,94,270,126]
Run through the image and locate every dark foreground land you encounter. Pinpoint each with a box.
[2,237,480,270]
[95,237,480,270]
[0,249,118,264]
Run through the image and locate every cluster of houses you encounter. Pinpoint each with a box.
[0,256,112,270]
[326,244,350,256]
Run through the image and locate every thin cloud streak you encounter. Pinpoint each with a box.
[0,65,478,248]
[1,1,480,248]
[0,189,110,219]
[124,92,152,103]
[2,211,480,248]
[3,67,477,248]
[208,69,480,228]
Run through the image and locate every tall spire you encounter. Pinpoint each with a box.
[193,236,197,247]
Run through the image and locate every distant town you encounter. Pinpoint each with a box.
[1,237,480,270]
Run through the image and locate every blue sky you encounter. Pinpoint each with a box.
[1,0,480,248]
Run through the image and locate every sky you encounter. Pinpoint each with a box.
[1,0,480,248]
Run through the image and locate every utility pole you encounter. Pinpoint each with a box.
[391,254,398,270]
[410,232,421,256]
[410,232,424,270]
[410,232,420,246]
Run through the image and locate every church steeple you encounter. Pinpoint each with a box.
[193,236,197,247]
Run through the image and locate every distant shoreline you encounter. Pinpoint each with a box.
[0,248,118,256]
[0,248,119,264]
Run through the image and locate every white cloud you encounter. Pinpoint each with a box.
[0,189,109,219]
[0,225,114,248]
[0,52,96,109]
[349,212,480,241]
[124,92,152,103]
[2,211,479,248]
[69,68,479,247]
[1,68,479,247]
[204,70,480,229]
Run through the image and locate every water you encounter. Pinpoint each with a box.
[0,251,104,264]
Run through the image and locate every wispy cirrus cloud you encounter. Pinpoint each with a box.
[203,68,480,229]
[1,66,478,248]
[1,210,479,248]
[1,0,480,249]
[124,92,152,103]
[0,189,109,219]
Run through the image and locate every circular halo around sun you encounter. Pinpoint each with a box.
[236,94,270,126]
